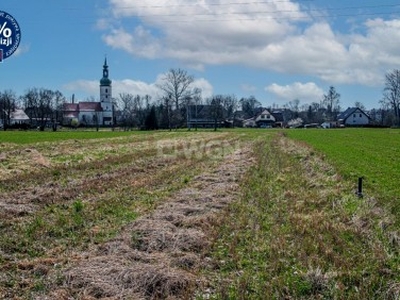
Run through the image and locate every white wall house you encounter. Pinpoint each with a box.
[255,109,276,127]
[338,107,370,126]
[0,109,30,127]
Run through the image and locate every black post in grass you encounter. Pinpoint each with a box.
[357,177,364,198]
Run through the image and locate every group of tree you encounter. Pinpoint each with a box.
[3,68,400,130]
[0,88,66,131]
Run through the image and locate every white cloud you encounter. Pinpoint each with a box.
[64,80,99,100]
[103,0,306,65]
[101,1,400,87]
[193,78,213,99]
[64,76,213,102]
[266,82,324,102]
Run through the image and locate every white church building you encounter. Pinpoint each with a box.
[63,58,114,126]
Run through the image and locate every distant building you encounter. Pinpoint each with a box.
[338,107,370,126]
[63,58,114,126]
[0,109,30,127]
[243,109,284,128]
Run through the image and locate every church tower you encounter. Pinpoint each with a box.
[100,57,112,102]
[100,58,113,125]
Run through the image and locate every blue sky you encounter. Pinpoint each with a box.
[2,0,400,110]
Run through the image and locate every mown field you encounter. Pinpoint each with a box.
[0,128,398,299]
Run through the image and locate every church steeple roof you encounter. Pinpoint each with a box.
[100,57,112,86]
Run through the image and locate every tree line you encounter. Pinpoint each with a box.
[2,68,400,130]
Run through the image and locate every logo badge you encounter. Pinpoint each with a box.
[0,10,21,63]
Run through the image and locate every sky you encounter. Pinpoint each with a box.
[2,0,400,110]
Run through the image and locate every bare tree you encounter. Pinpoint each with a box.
[354,101,366,111]
[240,96,261,119]
[287,99,300,112]
[157,68,194,111]
[0,90,17,130]
[118,93,136,129]
[207,95,225,131]
[323,86,341,120]
[221,94,238,125]
[52,91,66,131]
[382,69,400,125]
[159,94,173,131]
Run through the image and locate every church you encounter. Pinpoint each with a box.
[63,58,114,126]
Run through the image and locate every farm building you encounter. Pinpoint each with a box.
[62,58,114,126]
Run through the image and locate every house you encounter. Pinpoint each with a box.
[338,107,370,126]
[255,109,276,128]
[0,108,30,128]
[63,58,114,126]
[243,109,284,128]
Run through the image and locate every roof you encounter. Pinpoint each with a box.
[78,102,102,111]
[64,103,79,111]
[11,109,30,121]
[255,109,276,123]
[63,102,103,113]
[271,111,284,122]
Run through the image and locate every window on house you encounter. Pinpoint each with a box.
[353,114,356,118]
[106,89,108,93]
[359,114,362,118]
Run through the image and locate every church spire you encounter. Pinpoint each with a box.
[100,57,112,104]
[100,56,111,86]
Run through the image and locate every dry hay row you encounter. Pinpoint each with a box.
[38,146,253,300]
[0,135,241,299]
[0,135,237,220]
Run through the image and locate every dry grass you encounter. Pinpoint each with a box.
[51,147,251,299]
[0,131,252,299]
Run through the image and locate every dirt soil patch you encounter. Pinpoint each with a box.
[39,147,253,299]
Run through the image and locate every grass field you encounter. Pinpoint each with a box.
[0,128,398,299]
[0,129,150,144]
[286,128,400,226]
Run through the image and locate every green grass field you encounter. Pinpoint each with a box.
[286,128,400,226]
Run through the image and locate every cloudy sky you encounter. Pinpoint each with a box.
[2,0,400,109]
